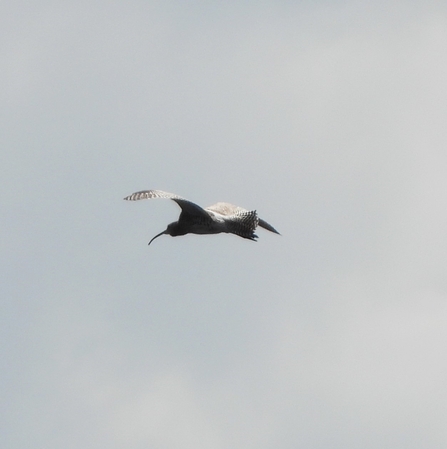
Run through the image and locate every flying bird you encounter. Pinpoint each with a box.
[124,189,280,245]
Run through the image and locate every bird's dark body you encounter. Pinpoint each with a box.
[124,189,280,245]
[166,217,220,237]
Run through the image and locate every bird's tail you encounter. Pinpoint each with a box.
[226,210,259,241]
[258,218,281,235]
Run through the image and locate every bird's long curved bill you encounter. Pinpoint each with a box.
[148,230,167,245]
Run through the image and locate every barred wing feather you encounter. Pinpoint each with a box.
[124,189,211,220]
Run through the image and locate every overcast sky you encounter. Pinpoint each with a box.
[2,1,447,448]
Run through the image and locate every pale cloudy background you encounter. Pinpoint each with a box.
[2,1,447,448]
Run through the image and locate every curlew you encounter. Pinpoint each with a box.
[124,189,280,245]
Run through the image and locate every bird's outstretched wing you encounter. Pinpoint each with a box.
[124,190,211,220]
[206,202,280,235]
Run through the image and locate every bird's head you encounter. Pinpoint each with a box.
[148,221,186,245]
